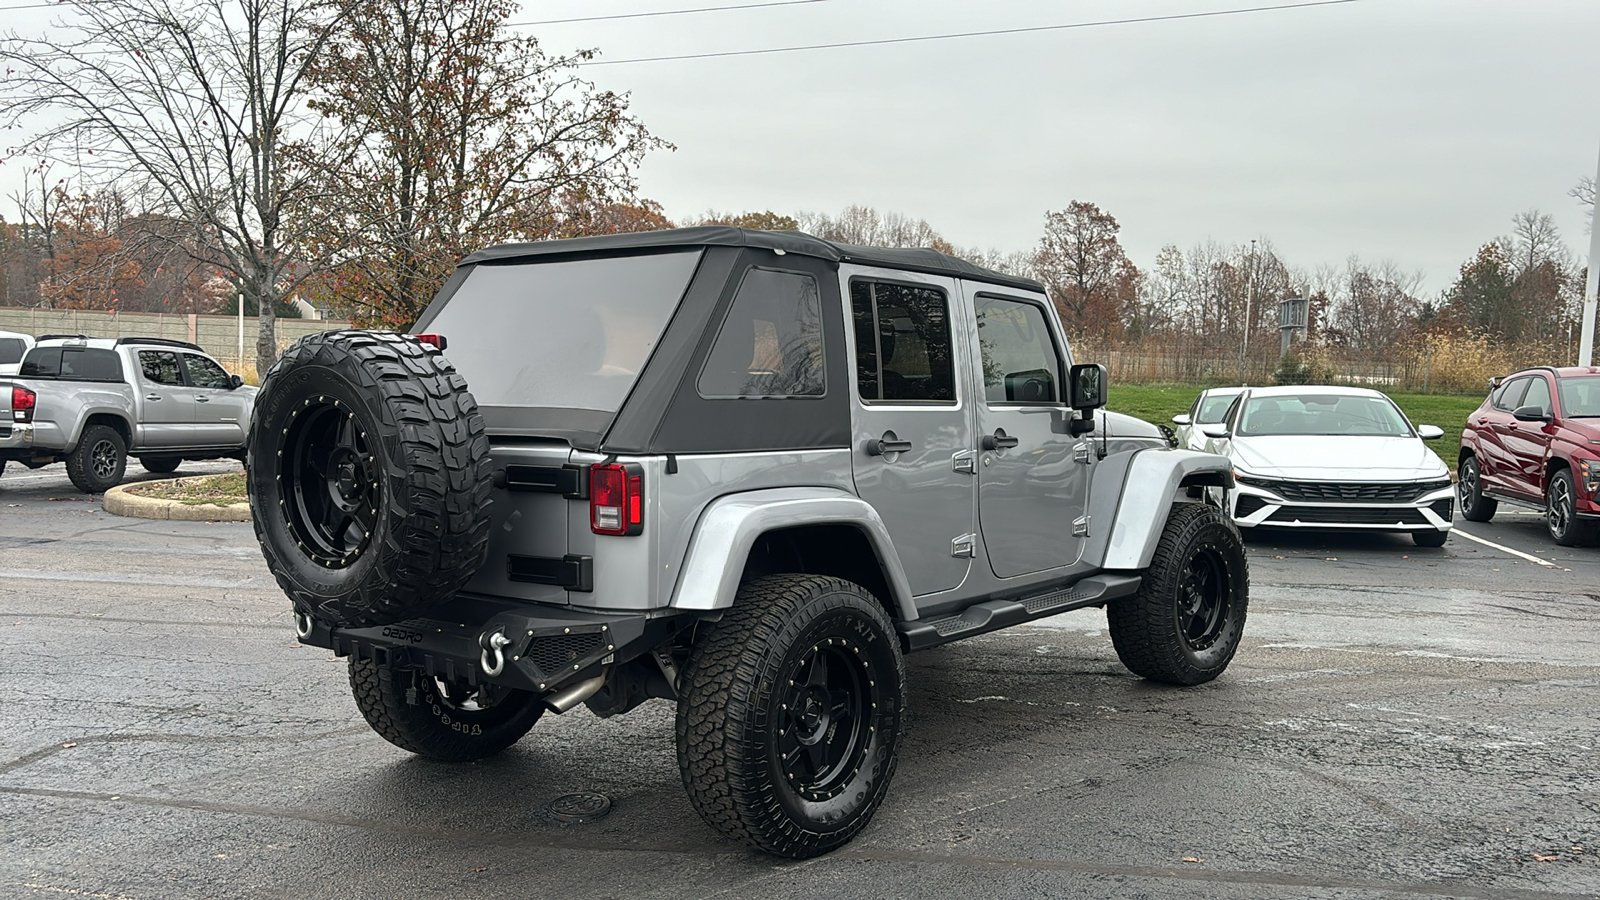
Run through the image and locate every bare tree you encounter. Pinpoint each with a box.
[1327,257,1422,355]
[0,0,346,374]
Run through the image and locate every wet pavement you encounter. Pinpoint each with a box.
[2,464,1598,899]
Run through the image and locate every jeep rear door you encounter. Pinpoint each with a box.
[959,286,1087,577]
[843,268,976,597]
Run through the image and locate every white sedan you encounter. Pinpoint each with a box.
[1171,386,1243,451]
[1198,385,1455,547]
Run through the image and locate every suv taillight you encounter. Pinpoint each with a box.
[590,463,643,536]
[11,386,35,423]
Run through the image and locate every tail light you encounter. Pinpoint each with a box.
[590,463,643,536]
[412,333,447,351]
[11,386,35,423]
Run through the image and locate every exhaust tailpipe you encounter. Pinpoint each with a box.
[543,671,608,714]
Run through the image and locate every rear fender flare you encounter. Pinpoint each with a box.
[1097,449,1235,571]
[669,487,916,620]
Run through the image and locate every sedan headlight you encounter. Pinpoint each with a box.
[1580,460,1599,496]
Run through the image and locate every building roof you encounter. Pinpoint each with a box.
[459,226,1047,294]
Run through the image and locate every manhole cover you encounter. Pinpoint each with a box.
[548,791,611,824]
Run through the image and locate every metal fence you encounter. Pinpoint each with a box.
[0,308,350,369]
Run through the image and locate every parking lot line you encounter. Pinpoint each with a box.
[1449,527,1557,568]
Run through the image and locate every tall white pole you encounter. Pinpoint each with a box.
[237,292,245,368]
[1581,144,1600,366]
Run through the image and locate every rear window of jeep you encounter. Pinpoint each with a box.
[425,251,703,413]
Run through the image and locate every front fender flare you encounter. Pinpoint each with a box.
[1099,448,1234,570]
[669,487,917,621]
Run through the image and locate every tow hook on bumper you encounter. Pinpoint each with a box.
[293,595,686,699]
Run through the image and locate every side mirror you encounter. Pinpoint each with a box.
[1172,413,1192,426]
[1416,424,1444,440]
[230,374,244,389]
[1200,424,1231,439]
[1068,363,1107,410]
[1511,405,1552,424]
[1067,363,1107,437]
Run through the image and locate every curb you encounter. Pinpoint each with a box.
[103,480,253,522]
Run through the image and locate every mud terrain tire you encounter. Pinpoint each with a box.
[677,575,906,858]
[348,657,543,761]
[248,330,492,628]
[1108,502,1248,686]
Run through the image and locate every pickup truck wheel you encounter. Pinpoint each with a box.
[247,331,493,628]
[676,575,905,858]
[67,424,127,493]
[140,457,181,474]
[1546,469,1596,547]
[1108,503,1248,686]
[1458,457,1497,522]
[347,657,543,761]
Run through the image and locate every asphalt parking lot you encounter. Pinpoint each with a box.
[2,464,1598,900]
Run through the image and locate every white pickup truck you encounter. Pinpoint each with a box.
[0,336,256,491]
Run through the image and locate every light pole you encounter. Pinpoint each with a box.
[1581,144,1599,367]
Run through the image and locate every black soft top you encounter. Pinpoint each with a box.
[460,226,1045,294]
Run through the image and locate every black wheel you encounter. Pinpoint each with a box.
[677,575,905,858]
[1546,468,1597,547]
[1413,529,1448,548]
[348,657,543,761]
[67,424,127,493]
[141,457,181,475]
[1458,457,1497,522]
[0,459,6,478]
[247,331,492,627]
[1108,503,1249,686]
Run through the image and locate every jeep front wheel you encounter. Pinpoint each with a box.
[246,330,492,627]
[1108,502,1248,686]
[348,657,544,761]
[676,575,905,858]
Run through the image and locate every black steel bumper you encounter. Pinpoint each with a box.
[296,593,687,692]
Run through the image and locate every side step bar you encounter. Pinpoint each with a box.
[896,573,1142,652]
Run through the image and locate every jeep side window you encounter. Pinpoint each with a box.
[698,269,825,398]
[139,350,185,387]
[849,280,956,403]
[974,295,1060,403]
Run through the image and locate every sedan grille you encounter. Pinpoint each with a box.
[1238,477,1449,504]
[1264,506,1429,526]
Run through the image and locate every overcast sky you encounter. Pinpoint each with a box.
[519,0,1600,294]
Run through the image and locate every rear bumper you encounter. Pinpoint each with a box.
[295,593,690,693]
[0,422,34,457]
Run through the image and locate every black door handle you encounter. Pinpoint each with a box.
[982,429,1019,451]
[866,431,913,456]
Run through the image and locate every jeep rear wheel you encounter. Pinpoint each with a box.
[348,657,543,761]
[1108,502,1248,686]
[247,330,493,628]
[677,575,905,858]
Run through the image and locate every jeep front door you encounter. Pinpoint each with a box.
[962,288,1086,578]
[845,270,975,597]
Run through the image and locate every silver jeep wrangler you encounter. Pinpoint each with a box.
[248,227,1246,858]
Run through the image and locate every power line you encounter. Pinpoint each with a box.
[577,0,1360,66]
[507,0,836,28]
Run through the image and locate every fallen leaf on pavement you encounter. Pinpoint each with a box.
[1181,857,1202,863]
[60,742,76,748]
[1534,854,1559,861]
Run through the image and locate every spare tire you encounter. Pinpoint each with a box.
[247,330,493,627]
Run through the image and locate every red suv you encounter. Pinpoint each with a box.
[1458,366,1600,545]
